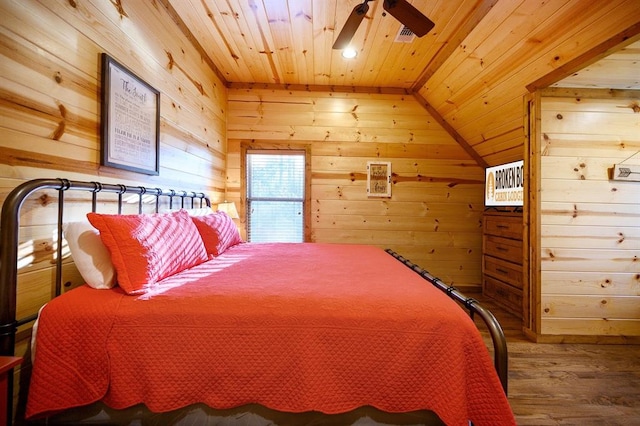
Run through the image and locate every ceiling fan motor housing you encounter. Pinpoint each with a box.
[333,0,434,50]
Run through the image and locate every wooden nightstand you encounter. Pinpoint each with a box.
[0,356,22,426]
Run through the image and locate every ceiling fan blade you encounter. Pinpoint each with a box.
[332,2,370,50]
[383,0,435,37]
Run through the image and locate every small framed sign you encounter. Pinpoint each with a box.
[100,53,160,175]
[367,161,392,197]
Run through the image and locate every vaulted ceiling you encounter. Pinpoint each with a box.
[163,0,640,167]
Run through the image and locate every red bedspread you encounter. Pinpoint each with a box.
[27,243,515,425]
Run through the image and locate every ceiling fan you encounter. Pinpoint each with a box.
[332,0,435,50]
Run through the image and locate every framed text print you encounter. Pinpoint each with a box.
[367,161,392,197]
[100,53,160,175]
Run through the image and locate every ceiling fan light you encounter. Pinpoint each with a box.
[342,48,357,59]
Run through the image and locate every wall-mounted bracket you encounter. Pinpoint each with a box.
[608,163,640,182]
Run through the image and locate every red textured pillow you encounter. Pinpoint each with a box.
[87,209,208,294]
[191,211,242,256]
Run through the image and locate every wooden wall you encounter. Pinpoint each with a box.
[417,0,640,168]
[0,0,226,195]
[537,89,640,338]
[227,87,486,289]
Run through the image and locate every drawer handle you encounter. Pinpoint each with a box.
[496,246,508,252]
[496,224,509,229]
[496,268,509,275]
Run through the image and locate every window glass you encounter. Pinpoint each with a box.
[246,152,305,242]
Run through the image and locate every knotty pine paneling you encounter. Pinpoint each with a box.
[541,202,640,227]
[542,271,640,296]
[539,93,640,337]
[228,88,485,288]
[541,225,640,250]
[417,0,640,167]
[0,0,227,194]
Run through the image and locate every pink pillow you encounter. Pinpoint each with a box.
[87,210,208,294]
[191,211,242,256]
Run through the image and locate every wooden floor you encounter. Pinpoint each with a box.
[473,296,640,425]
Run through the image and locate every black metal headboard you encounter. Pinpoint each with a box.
[0,178,211,358]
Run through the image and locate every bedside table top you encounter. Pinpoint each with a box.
[0,356,22,375]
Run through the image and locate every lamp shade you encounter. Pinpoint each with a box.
[216,201,239,219]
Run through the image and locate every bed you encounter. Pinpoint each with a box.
[0,178,515,426]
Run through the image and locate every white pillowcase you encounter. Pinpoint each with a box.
[63,221,116,289]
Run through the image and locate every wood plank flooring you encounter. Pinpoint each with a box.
[474,296,640,425]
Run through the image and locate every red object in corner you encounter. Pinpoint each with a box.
[0,356,22,426]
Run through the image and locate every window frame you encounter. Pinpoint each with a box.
[241,142,312,242]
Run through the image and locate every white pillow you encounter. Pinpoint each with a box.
[63,221,116,289]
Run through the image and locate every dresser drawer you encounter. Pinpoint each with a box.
[482,211,524,319]
[483,235,522,264]
[483,256,523,288]
[483,275,522,315]
[483,215,522,239]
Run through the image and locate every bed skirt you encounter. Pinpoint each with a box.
[26,402,446,425]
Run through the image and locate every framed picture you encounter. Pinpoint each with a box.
[367,161,392,197]
[100,53,160,175]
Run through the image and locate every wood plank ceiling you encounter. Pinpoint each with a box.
[163,0,640,167]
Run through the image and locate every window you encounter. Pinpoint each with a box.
[245,150,308,242]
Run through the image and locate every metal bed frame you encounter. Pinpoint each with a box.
[385,249,508,393]
[0,177,508,424]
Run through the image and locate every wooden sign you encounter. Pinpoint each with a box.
[609,164,640,182]
[367,161,392,197]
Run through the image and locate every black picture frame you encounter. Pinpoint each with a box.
[100,53,160,175]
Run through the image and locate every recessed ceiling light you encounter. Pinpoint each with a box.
[342,48,357,59]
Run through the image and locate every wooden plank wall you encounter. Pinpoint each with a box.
[0,0,226,194]
[539,90,640,338]
[417,0,640,168]
[227,87,486,289]
[0,0,227,400]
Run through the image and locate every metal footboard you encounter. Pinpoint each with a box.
[385,249,509,395]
